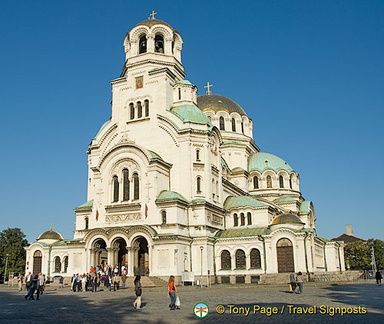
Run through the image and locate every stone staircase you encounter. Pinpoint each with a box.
[126,276,167,288]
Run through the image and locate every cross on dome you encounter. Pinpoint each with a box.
[149,10,157,20]
[204,82,213,95]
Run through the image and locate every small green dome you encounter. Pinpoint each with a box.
[197,94,247,116]
[248,152,293,173]
[37,230,63,241]
[270,213,304,226]
[170,105,212,126]
[224,196,266,210]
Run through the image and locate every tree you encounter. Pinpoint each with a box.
[344,239,384,270]
[368,239,384,270]
[344,241,370,270]
[0,228,28,277]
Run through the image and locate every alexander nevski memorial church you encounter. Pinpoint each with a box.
[25,14,345,284]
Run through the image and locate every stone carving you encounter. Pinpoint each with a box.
[105,213,142,223]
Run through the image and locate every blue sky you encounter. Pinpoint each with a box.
[1,0,383,242]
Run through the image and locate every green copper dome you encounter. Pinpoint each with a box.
[248,152,293,173]
[224,196,267,210]
[270,213,304,226]
[197,94,247,116]
[170,105,212,126]
[37,230,63,241]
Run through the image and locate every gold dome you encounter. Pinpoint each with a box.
[197,94,247,116]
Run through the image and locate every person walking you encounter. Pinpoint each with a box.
[295,272,303,294]
[168,275,178,310]
[133,275,142,309]
[25,274,38,300]
[289,273,296,293]
[17,274,24,292]
[375,270,382,285]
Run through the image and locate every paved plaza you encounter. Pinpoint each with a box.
[0,282,383,323]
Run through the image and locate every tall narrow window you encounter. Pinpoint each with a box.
[250,249,261,268]
[123,169,130,201]
[137,101,142,118]
[113,175,119,202]
[234,213,238,226]
[144,99,149,117]
[253,176,259,189]
[221,250,231,270]
[133,173,139,200]
[63,256,68,273]
[266,175,272,188]
[54,256,61,273]
[240,213,245,226]
[290,175,293,189]
[85,217,89,230]
[197,177,202,193]
[235,250,246,269]
[155,35,164,53]
[279,175,284,188]
[162,210,167,224]
[231,118,236,132]
[139,35,147,54]
[196,149,200,161]
[247,212,252,225]
[178,88,181,100]
[130,103,135,120]
[219,116,225,130]
[241,122,244,133]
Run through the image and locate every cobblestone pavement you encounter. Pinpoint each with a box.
[0,282,383,323]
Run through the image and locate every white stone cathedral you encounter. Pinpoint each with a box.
[25,16,345,284]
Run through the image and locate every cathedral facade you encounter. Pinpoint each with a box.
[25,17,345,284]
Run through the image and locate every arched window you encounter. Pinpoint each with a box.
[139,35,147,54]
[123,169,130,201]
[235,249,246,269]
[241,122,244,133]
[112,175,119,202]
[219,116,225,130]
[54,256,61,273]
[33,250,42,274]
[162,210,167,224]
[133,173,139,200]
[196,149,200,161]
[290,175,293,189]
[279,175,284,188]
[63,256,68,273]
[240,213,245,226]
[231,118,236,132]
[221,250,231,270]
[266,175,272,188]
[250,249,261,268]
[178,88,181,100]
[85,217,89,230]
[144,99,149,117]
[130,103,135,120]
[247,212,252,225]
[234,213,238,226]
[253,176,259,189]
[155,34,164,53]
[197,177,202,193]
[137,101,142,118]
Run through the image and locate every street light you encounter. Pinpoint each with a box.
[4,254,9,285]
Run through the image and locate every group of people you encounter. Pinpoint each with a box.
[289,272,304,294]
[23,272,46,300]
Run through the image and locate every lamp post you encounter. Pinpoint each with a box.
[4,254,9,285]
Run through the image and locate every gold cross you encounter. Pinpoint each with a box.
[204,82,213,95]
[149,10,157,19]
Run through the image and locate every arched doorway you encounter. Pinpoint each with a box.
[276,238,294,273]
[133,236,149,276]
[113,238,128,274]
[33,250,42,274]
[93,239,107,268]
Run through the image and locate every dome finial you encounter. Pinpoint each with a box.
[50,224,53,231]
[148,10,157,20]
[204,82,213,95]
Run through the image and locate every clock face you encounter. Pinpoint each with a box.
[136,76,143,89]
